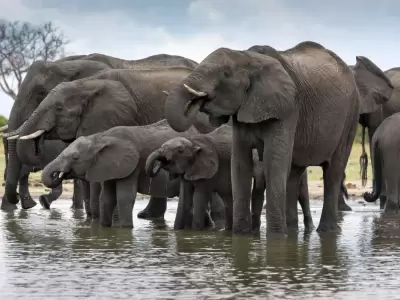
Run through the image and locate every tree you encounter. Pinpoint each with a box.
[0,20,69,100]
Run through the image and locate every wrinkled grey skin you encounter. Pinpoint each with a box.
[146,125,275,231]
[164,41,369,234]
[2,52,198,212]
[363,113,400,212]
[14,67,216,221]
[356,67,400,209]
[41,120,224,228]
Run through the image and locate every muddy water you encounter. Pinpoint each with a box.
[0,199,400,299]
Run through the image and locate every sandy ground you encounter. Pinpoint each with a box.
[0,179,373,201]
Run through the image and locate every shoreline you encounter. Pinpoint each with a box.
[0,179,373,201]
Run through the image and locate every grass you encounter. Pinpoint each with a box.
[0,140,372,187]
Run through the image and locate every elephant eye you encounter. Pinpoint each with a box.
[72,153,79,160]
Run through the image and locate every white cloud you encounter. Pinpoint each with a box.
[0,0,400,118]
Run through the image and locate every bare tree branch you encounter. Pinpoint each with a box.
[0,20,69,100]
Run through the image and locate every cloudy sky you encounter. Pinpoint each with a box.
[0,0,399,117]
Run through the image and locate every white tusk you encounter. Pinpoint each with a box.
[19,129,46,140]
[183,84,207,97]
[0,124,8,132]
[162,90,169,96]
[58,172,64,179]
[7,135,19,140]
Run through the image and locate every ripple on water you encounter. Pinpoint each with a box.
[0,198,399,299]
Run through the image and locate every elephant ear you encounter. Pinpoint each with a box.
[86,135,139,182]
[355,56,394,114]
[184,136,219,181]
[46,61,82,79]
[237,56,296,123]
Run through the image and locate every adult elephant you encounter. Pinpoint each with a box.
[357,67,400,208]
[10,67,217,220]
[163,41,392,234]
[0,52,199,212]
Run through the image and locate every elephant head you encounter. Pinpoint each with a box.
[42,132,139,187]
[351,56,394,115]
[1,58,111,205]
[146,136,219,181]
[11,78,138,142]
[164,47,296,132]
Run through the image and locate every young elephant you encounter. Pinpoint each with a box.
[41,120,223,228]
[146,125,266,230]
[363,113,400,212]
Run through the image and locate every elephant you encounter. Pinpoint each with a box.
[10,67,217,220]
[163,41,384,234]
[145,124,299,232]
[0,51,199,212]
[40,120,224,228]
[363,113,400,212]
[355,66,400,208]
[245,50,393,213]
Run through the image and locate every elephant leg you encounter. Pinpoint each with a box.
[219,194,233,231]
[286,166,307,232]
[71,179,84,210]
[380,181,387,209]
[137,196,167,220]
[298,171,314,231]
[100,181,116,227]
[251,182,265,232]
[209,193,226,225]
[192,188,212,230]
[262,120,296,235]
[116,171,139,228]
[38,183,63,209]
[81,181,91,219]
[203,210,215,229]
[338,176,352,211]
[174,181,194,230]
[231,124,254,234]
[90,182,102,220]
[18,170,37,209]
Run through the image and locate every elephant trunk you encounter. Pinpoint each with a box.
[363,142,382,203]
[165,84,205,133]
[359,125,368,187]
[145,150,166,178]
[41,157,66,188]
[4,139,22,204]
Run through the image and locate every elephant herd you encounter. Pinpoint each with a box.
[0,40,399,236]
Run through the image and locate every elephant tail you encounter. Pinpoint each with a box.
[359,125,368,187]
[363,141,381,203]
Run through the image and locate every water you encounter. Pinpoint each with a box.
[1,198,400,299]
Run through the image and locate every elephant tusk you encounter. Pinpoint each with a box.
[162,91,169,96]
[7,135,20,140]
[183,84,207,97]
[0,124,8,132]
[19,129,46,140]
[58,172,64,179]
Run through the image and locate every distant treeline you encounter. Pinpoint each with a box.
[0,115,7,127]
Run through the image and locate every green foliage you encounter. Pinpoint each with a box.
[0,115,8,127]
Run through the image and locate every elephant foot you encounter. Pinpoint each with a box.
[1,197,18,211]
[233,222,253,235]
[21,196,37,210]
[71,198,85,210]
[137,197,167,220]
[303,216,315,232]
[316,221,342,233]
[338,201,352,212]
[286,219,299,233]
[383,200,400,214]
[38,195,51,210]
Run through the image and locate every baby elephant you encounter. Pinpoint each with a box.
[41,119,224,228]
[364,113,400,212]
[146,125,265,230]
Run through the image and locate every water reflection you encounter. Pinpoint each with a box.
[0,199,399,299]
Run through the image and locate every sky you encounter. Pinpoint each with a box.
[1,0,400,117]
